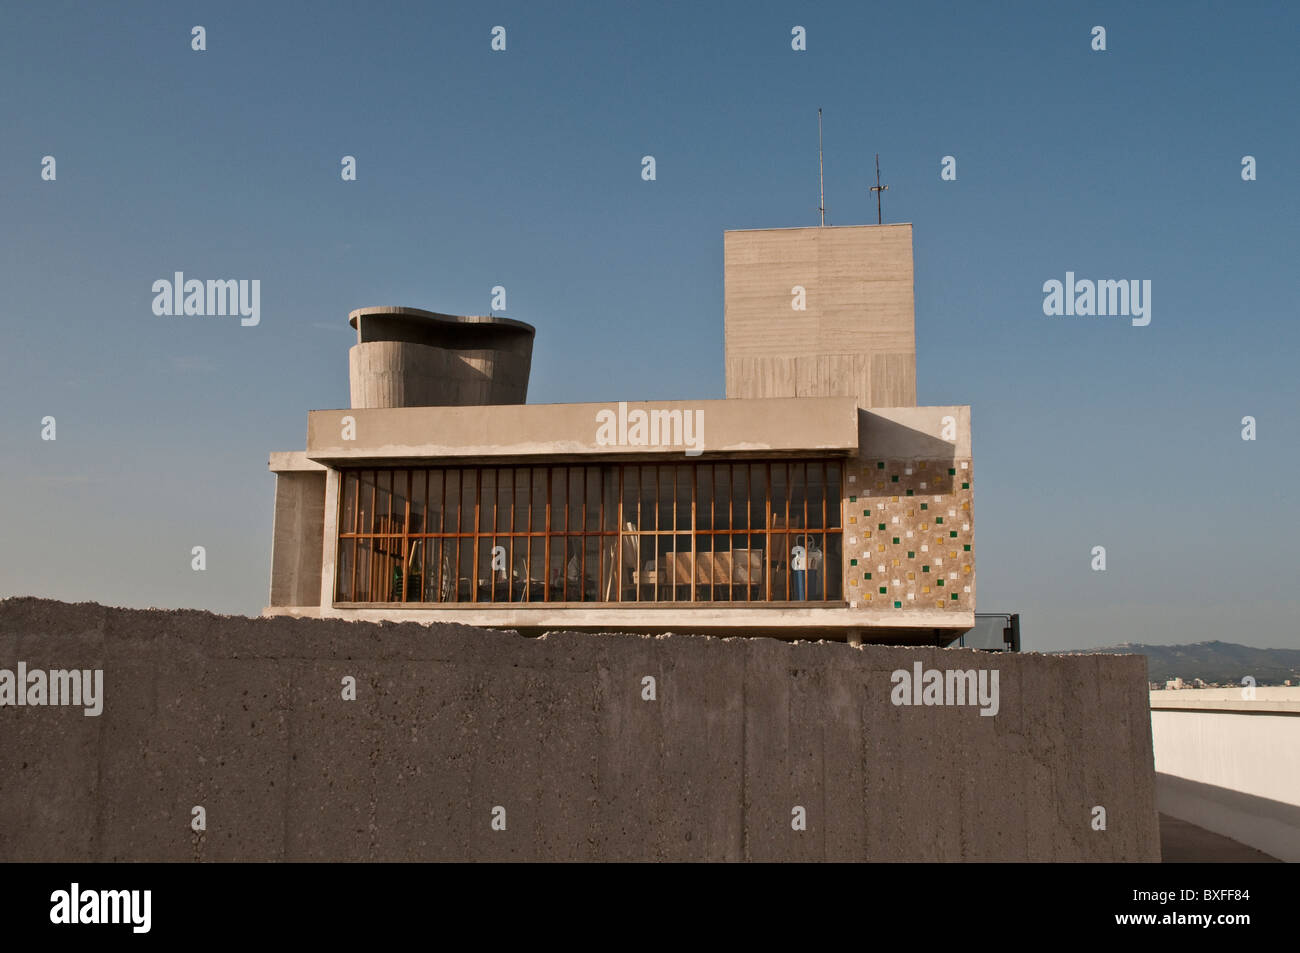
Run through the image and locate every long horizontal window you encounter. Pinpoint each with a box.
[335,461,842,605]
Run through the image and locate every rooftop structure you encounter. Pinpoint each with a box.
[266,223,975,644]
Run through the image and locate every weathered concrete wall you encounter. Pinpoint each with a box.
[1149,688,1300,862]
[268,471,326,609]
[0,598,1159,861]
[724,224,917,408]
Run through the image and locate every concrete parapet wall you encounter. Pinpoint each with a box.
[1150,688,1300,862]
[0,598,1159,861]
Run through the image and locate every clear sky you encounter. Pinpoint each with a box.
[2,1,1297,651]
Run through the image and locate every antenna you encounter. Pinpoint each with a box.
[870,153,889,225]
[818,109,826,226]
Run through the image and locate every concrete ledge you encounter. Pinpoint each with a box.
[268,451,326,473]
[0,597,1159,862]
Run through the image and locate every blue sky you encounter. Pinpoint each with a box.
[2,0,1297,650]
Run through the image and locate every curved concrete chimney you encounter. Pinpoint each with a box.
[347,306,535,409]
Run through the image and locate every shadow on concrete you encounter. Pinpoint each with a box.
[1159,813,1281,863]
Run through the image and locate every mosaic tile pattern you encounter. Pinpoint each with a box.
[843,457,974,611]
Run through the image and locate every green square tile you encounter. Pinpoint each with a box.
[935,517,943,524]
[937,579,944,586]
[879,587,887,594]
[894,601,902,608]
[951,593,959,600]
[905,489,914,497]
[864,572,871,580]
[922,565,929,572]
[892,537,900,544]
[878,523,886,531]
[849,495,857,502]
[950,531,958,538]
[920,503,928,510]
[907,551,914,559]
[891,475,899,483]
[961,482,969,489]
[963,544,971,552]
[877,461,885,469]
[850,558,858,566]
[863,509,870,516]
[948,468,956,475]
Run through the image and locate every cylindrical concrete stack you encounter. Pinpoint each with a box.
[347,306,535,408]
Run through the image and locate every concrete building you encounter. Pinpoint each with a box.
[266,223,975,644]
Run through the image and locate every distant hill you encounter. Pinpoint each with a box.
[1057,641,1300,686]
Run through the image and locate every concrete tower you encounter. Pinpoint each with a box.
[723,224,918,408]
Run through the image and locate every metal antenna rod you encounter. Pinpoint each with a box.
[818,109,825,226]
[870,153,889,225]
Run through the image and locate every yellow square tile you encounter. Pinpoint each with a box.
[922,586,930,593]
[849,516,857,524]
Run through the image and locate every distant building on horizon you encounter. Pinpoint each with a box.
[264,223,975,644]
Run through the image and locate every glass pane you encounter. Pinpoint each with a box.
[640,466,657,533]
[341,472,357,535]
[696,466,712,531]
[807,462,824,530]
[585,468,600,531]
[674,466,691,531]
[457,539,474,602]
[375,470,392,535]
[445,471,461,538]
[358,471,374,535]
[479,469,496,532]
[428,538,449,598]
[828,462,842,529]
[427,470,444,534]
[771,463,788,531]
[355,538,373,601]
[621,466,639,532]
[584,536,598,601]
[791,462,807,531]
[532,469,547,532]
[393,470,410,534]
[479,539,494,601]
[732,465,749,531]
[408,537,425,603]
[567,468,583,533]
[409,470,426,535]
[463,469,479,535]
[513,468,529,533]
[657,466,673,532]
[714,464,732,531]
[335,538,354,601]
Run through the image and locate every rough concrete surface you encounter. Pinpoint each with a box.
[0,598,1160,861]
